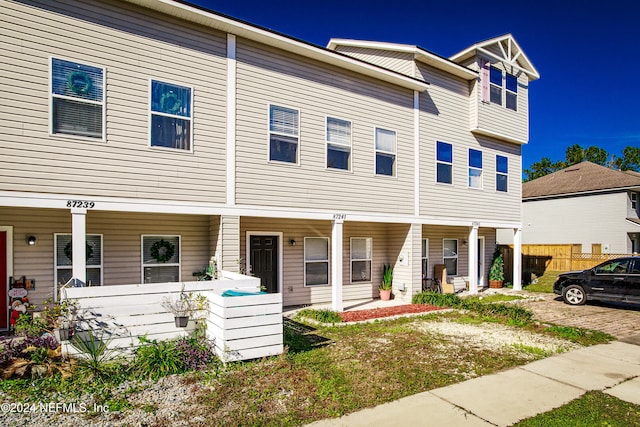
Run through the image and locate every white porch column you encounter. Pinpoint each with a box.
[513,228,522,291]
[468,223,479,294]
[331,219,344,312]
[71,208,87,286]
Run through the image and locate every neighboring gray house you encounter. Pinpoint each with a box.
[499,162,640,253]
[0,0,539,328]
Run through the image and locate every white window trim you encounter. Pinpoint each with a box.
[268,103,300,165]
[49,56,106,142]
[141,235,181,283]
[54,233,104,287]
[374,127,397,177]
[325,115,353,172]
[350,237,372,284]
[148,79,194,153]
[468,149,483,190]
[496,155,509,193]
[422,238,429,279]
[304,237,330,287]
[505,73,518,111]
[442,238,458,276]
[436,141,453,185]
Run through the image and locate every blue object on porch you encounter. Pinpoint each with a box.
[221,289,266,297]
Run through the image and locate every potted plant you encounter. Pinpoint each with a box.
[162,292,196,327]
[379,264,393,301]
[489,247,505,288]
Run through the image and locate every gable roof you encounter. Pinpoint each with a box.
[523,161,640,199]
[450,34,539,81]
[326,39,478,80]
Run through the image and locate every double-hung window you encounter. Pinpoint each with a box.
[142,235,180,283]
[631,193,638,210]
[469,149,483,189]
[506,73,518,111]
[375,128,396,176]
[150,80,192,150]
[443,239,458,276]
[422,238,429,279]
[304,237,329,286]
[326,117,351,171]
[269,105,299,164]
[436,141,453,184]
[489,67,503,105]
[54,234,103,286]
[50,58,105,139]
[496,155,508,192]
[351,237,372,283]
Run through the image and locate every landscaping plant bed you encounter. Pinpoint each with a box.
[339,304,446,322]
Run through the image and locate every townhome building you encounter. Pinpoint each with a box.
[0,0,539,329]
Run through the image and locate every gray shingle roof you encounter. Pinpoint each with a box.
[523,161,640,199]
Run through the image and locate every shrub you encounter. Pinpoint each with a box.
[14,314,49,337]
[176,335,217,371]
[295,309,343,324]
[0,335,68,379]
[70,330,119,379]
[132,336,184,380]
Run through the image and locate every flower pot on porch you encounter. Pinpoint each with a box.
[489,280,503,289]
[379,289,392,301]
[174,316,189,328]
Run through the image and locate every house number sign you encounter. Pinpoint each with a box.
[66,200,96,208]
[333,213,347,220]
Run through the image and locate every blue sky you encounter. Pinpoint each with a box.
[191,0,640,171]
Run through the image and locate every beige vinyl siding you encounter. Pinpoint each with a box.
[0,0,227,202]
[0,207,215,307]
[333,46,416,77]
[235,38,415,215]
[417,63,522,222]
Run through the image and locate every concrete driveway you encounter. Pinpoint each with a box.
[518,293,640,339]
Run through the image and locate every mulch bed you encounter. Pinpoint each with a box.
[339,304,445,323]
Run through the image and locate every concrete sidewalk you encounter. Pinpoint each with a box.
[307,339,640,427]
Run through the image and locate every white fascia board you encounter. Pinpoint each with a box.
[471,127,528,145]
[0,191,519,229]
[524,187,640,202]
[328,38,477,80]
[124,1,428,91]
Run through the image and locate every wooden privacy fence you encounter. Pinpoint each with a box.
[61,271,283,362]
[500,244,635,283]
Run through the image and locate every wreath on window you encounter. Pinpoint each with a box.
[150,239,175,263]
[64,241,94,262]
[160,92,181,114]
[67,70,93,96]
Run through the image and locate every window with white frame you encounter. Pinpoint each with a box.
[436,141,453,184]
[269,105,299,163]
[326,117,352,171]
[150,80,192,150]
[304,237,329,286]
[351,237,372,283]
[51,58,104,139]
[489,66,502,105]
[422,238,429,279]
[375,128,396,176]
[55,234,103,286]
[443,239,458,276]
[496,155,508,192]
[505,73,518,111]
[142,235,180,283]
[632,192,638,210]
[469,149,483,189]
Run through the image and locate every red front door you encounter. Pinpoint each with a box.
[0,231,7,329]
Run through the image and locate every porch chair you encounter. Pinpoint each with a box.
[434,264,455,294]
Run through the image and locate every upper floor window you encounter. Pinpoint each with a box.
[51,58,104,139]
[436,141,453,184]
[469,149,483,189]
[505,73,518,111]
[150,80,192,151]
[496,155,508,192]
[632,192,638,210]
[269,104,299,164]
[326,117,351,171]
[489,66,502,105]
[304,237,329,286]
[375,128,396,176]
